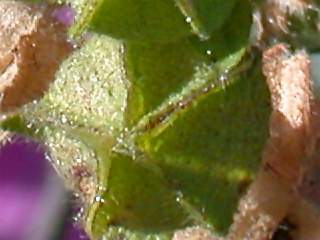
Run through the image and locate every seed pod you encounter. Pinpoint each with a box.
[0,1,72,112]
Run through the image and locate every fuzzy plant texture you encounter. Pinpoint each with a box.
[2,0,320,240]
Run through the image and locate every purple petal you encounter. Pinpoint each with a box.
[52,5,75,27]
[0,136,89,240]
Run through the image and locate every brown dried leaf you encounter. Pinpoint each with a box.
[265,0,308,19]
[228,170,294,240]
[262,43,312,184]
[0,1,72,112]
[227,44,314,240]
[253,0,310,47]
[288,196,320,240]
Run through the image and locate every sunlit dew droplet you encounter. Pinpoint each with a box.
[176,191,184,203]
[95,195,105,203]
[117,137,124,144]
[185,16,192,23]
[0,114,7,121]
[79,207,84,214]
[44,153,52,162]
[206,49,212,55]
[219,72,228,89]
[61,114,68,124]
[198,32,210,41]
[98,185,106,191]
[267,16,275,24]
[201,206,206,214]
[72,43,79,49]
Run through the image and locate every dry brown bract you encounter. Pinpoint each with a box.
[262,44,312,185]
[268,0,308,14]
[224,44,320,240]
[253,0,311,47]
[0,1,72,112]
[265,0,308,32]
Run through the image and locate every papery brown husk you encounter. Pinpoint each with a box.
[226,44,320,240]
[0,1,72,112]
[253,0,311,48]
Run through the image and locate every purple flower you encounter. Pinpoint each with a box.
[0,136,88,240]
[52,5,75,27]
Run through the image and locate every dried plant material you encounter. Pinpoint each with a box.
[228,170,294,240]
[0,1,72,112]
[227,44,313,240]
[173,227,218,240]
[251,9,264,47]
[71,163,96,203]
[264,0,309,33]
[253,0,311,47]
[0,1,38,64]
[0,130,12,146]
[288,196,320,240]
[272,218,296,240]
[266,0,308,16]
[262,44,312,184]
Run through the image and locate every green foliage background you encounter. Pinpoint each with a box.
[3,0,287,239]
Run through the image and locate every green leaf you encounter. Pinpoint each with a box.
[175,0,237,39]
[0,115,40,138]
[128,48,246,141]
[88,0,190,43]
[103,226,172,240]
[135,65,270,234]
[190,0,252,59]
[87,153,190,239]
[125,39,211,126]
[1,1,268,237]
[20,34,128,136]
[11,34,128,197]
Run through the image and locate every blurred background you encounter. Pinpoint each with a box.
[0,135,89,240]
